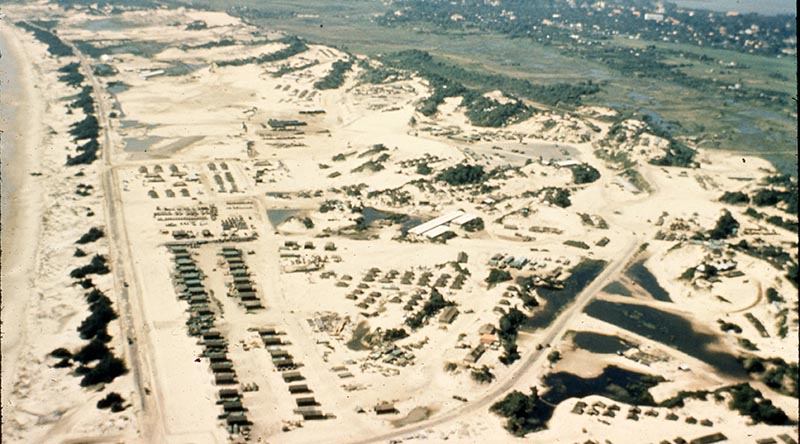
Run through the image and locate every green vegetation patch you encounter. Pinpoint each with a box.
[380,49,599,109]
[436,164,486,185]
[217,36,308,67]
[314,59,354,89]
[570,163,600,184]
[16,21,74,57]
[405,287,454,329]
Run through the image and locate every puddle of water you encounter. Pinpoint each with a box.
[107,82,130,95]
[625,259,672,302]
[165,62,206,77]
[602,281,632,297]
[346,321,371,351]
[267,209,300,228]
[571,331,635,354]
[81,18,135,32]
[124,135,164,152]
[362,207,389,224]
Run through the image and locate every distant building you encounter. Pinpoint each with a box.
[644,13,664,22]
[554,159,581,168]
[408,211,465,236]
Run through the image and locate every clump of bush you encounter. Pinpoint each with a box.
[498,308,526,365]
[490,387,550,436]
[70,254,111,279]
[97,392,127,412]
[436,164,486,186]
[536,187,571,208]
[78,288,118,342]
[707,210,739,240]
[405,288,454,329]
[382,328,409,342]
[76,227,104,244]
[462,217,484,232]
[485,268,512,286]
[719,191,749,205]
[79,354,127,387]
[727,383,788,425]
[471,365,496,384]
[570,163,600,184]
[314,59,354,90]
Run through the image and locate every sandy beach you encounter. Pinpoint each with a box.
[2,17,138,442]
[0,20,46,417]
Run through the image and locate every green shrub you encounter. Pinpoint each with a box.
[486,268,512,285]
[570,163,601,184]
[436,164,486,185]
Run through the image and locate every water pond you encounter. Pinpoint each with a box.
[124,135,163,152]
[571,331,635,355]
[625,259,672,302]
[584,300,744,376]
[602,281,632,297]
[524,259,606,330]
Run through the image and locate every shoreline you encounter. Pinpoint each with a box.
[0,20,46,418]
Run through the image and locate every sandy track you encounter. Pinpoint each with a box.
[345,238,641,444]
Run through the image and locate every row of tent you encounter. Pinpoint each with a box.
[170,247,251,434]
[257,328,327,421]
[221,247,264,311]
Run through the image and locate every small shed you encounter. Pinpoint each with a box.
[222,400,244,412]
[211,361,234,372]
[438,306,459,324]
[263,337,282,346]
[288,384,310,394]
[269,349,291,359]
[296,408,325,420]
[295,397,317,407]
[238,291,258,301]
[218,388,239,400]
[206,352,228,362]
[226,412,249,425]
[282,371,304,382]
[274,359,297,370]
[374,402,397,415]
[243,300,264,310]
[215,373,237,385]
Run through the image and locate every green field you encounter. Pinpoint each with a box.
[178,0,797,174]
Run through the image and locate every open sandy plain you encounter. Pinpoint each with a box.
[1,3,797,444]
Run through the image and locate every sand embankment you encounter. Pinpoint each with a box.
[0,20,46,415]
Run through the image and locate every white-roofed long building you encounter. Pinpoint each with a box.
[408,211,465,236]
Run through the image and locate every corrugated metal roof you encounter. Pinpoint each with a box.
[423,225,452,238]
[451,213,478,225]
[408,211,465,235]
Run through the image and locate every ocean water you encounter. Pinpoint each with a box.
[671,0,796,15]
[0,33,21,227]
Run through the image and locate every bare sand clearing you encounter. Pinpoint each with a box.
[1,4,797,444]
[1,20,45,417]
